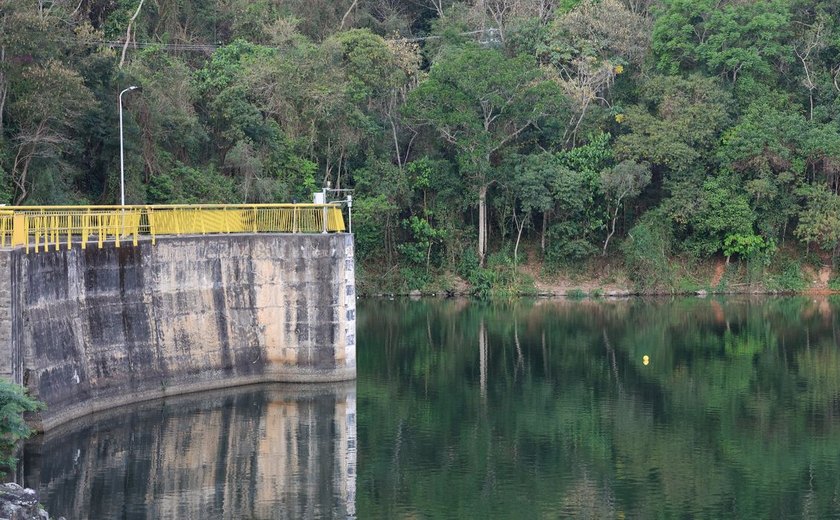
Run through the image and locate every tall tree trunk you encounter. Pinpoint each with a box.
[513,212,526,266]
[426,241,432,274]
[602,206,620,256]
[120,0,146,69]
[0,46,6,135]
[478,184,488,267]
[387,95,403,172]
[12,121,46,204]
[340,0,359,30]
[14,149,34,205]
[389,115,402,171]
[541,211,548,254]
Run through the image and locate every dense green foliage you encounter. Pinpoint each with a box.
[0,379,42,472]
[3,0,840,290]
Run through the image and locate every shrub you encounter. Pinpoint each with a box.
[566,288,586,299]
[399,266,430,291]
[768,260,807,292]
[0,380,43,473]
[469,268,497,299]
[457,248,480,280]
[622,211,675,291]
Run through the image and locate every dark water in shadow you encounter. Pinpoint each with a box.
[21,383,356,520]
[20,297,840,518]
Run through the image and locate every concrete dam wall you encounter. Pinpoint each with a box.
[0,233,356,430]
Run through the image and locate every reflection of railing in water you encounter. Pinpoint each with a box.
[0,204,347,253]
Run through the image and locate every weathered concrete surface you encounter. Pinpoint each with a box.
[0,234,356,430]
[0,253,12,382]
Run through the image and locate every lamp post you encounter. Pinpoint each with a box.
[119,86,139,206]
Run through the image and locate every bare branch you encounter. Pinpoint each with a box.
[340,0,359,30]
[490,121,531,154]
[120,0,146,69]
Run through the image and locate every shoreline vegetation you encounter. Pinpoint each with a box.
[357,244,840,298]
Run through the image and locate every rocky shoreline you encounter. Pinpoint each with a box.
[0,483,57,520]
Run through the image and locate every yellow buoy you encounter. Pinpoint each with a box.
[643,355,650,366]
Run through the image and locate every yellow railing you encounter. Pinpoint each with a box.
[0,211,13,248]
[0,204,346,253]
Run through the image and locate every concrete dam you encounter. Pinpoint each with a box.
[0,204,356,430]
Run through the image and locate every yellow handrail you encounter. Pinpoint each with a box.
[0,204,346,253]
[0,211,12,248]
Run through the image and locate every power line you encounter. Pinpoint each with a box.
[65,28,498,53]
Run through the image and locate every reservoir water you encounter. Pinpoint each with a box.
[20,297,840,518]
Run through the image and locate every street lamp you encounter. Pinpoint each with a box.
[119,85,140,206]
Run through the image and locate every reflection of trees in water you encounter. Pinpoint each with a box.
[358,297,840,518]
[21,384,356,520]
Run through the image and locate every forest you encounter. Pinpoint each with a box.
[2,0,840,294]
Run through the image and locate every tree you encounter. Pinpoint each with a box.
[600,160,651,256]
[652,0,791,87]
[126,48,208,183]
[795,183,840,261]
[614,75,730,179]
[194,40,277,158]
[196,39,317,202]
[542,0,650,145]
[329,29,421,177]
[242,28,420,201]
[405,44,564,266]
[418,0,456,19]
[507,153,555,264]
[7,61,94,204]
[717,103,808,239]
[398,215,447,273]
[792,14,829,121]
[665,175,756,257]
[546,134,612,261]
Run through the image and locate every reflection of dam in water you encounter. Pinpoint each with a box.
[18,383,356,519]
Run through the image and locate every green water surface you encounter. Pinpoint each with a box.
[20,297,840,519]
[357,297,840,519]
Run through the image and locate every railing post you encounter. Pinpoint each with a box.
[148,208,156,245]
[12,214,25,248]
[322,205,327,233]
[114,212,120,248]
[347,195,352,234]
[82,209,89,249]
